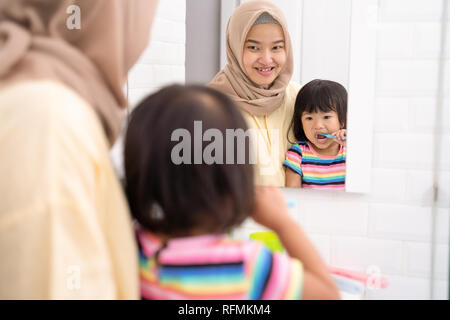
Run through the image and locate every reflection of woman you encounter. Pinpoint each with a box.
[209,0,300,186]
[0,0,157,299]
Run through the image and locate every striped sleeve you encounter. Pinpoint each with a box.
[247,243,304,300]
[283,143,303,176]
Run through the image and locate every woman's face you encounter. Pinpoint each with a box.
[242,23,287,88]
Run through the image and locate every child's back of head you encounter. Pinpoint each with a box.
[124,84,254,238]
[125,87,340,301]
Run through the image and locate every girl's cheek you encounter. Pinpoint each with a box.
[300,120,307,130]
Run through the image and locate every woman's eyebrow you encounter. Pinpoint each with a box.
[245,39,285,44]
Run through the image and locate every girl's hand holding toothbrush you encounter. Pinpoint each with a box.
[330,129,347,147]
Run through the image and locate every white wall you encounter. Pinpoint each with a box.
[115,0,449,299]
[110,0,186,178]
[127,0,186,108]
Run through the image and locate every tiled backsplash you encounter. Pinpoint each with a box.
[127,0,186,109]
[110,0,186,178]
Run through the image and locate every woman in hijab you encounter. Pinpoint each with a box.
[0,0,158,299]
[209,0,301,187]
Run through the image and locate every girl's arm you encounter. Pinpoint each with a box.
[251,186,340,300]
[285,167,302,188]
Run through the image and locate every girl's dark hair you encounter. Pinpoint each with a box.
[124,84,254,237]
[288,79,347,143]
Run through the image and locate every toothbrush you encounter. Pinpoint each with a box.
[317,133,347,140]
[329,266,389,289]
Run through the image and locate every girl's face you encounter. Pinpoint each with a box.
[242,23,286,88]
[301,110,342,156]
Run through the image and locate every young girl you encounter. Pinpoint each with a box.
[124,84,339,300]
[284,79,347,190]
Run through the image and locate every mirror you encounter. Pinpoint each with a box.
[186,0,376,192]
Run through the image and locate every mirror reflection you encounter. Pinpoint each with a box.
[284,79,347,190]
[189,0,348,189]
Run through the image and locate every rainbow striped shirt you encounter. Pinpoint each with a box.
[137,228,303,300]
[283,141,346,190]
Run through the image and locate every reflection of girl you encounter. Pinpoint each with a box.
[0,0,157,298]
[284,79,347,190]
[125,85,339,300]
[209,0,300,187]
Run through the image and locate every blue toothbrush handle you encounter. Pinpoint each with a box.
[324,133,347,140]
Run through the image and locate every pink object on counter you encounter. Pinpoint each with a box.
[329,266,389,289]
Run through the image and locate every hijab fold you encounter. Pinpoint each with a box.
[0,0,158,145]
[208,0,293,116]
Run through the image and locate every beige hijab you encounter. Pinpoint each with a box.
[208,0,293,116]
[0,0,158,145]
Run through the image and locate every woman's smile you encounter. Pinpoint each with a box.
[255,66,276,76]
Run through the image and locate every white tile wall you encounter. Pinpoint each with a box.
[433,279,450,300]
[436,208,450,244]
[331,236,404,275]
[440,135,450,170]
[376,60,440,97]
[127,0,186,109]
[405,242,449,279]
[113,0,449,299]
[370,168,407,202]
[377,24,413,59]
[409,98,438,132]
[110,0,186,177]
[378,0,444,22]
[368,204,432,241]
[373,133,435,169]
[443,98,450,132]
[404,170,435,206]
[413,23,447,58]
[302,200,369,236]
[374,98,410,132]
[365,275,430,300]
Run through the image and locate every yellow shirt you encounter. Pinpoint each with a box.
[241,82,301,187]
[0,81,138,299]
